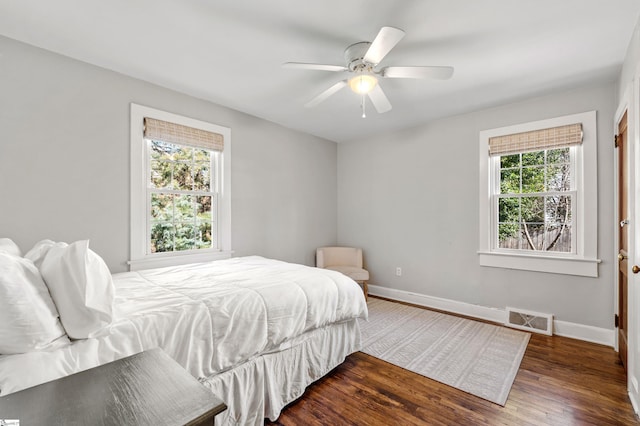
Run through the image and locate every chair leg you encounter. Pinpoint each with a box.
[362,281,368,301]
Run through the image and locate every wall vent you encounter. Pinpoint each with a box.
[505,307,553,335]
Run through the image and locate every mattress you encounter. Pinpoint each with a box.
[0,256,368,397]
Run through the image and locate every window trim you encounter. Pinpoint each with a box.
[129,103,232,271]
[478,111,600,277]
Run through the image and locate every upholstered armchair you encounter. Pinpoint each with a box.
[316,246,369,299]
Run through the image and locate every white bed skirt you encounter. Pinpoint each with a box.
[201,319,361,426]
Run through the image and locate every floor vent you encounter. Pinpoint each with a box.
[505,307,553,335]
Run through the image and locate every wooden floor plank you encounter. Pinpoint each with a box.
[267,299,639,425]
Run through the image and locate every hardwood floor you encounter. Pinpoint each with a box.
[267,300,639,425]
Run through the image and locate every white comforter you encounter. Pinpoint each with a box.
[0,256,368,396]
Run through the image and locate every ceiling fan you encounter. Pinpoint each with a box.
[283,26,454,117]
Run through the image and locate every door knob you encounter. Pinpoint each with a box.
[633,265,640,274]
[621,219,630,228]
[619,253,628,261]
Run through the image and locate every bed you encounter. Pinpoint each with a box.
[0,244,368,425]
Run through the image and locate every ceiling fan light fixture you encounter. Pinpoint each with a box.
[348,73,378,95]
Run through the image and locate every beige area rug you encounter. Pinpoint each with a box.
[359,298,530,406]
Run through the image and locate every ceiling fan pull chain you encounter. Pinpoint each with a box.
[361,95,366,118]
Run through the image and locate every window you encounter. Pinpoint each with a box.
[478,111,600,277]
[495,126,579,254]
[130,104,231,270]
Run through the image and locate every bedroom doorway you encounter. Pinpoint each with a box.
[617,110,629,371]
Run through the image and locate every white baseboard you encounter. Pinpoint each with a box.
[553,319,614,346]
[368,284,615,347]
[368,284,506,323]
[629,390,639,416]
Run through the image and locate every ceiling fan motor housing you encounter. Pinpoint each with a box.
[345,42,374,72]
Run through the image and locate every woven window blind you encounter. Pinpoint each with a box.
[488,123,582,156]
[144,117,224,152]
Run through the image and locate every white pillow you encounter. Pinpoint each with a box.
[0,252,70,354]
[40,240,115,339]
[24,239,60,269]
[0,238,22,257]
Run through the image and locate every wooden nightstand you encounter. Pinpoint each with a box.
[0,348,226,425]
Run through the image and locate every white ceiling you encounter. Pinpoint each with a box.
[1,0,639,142]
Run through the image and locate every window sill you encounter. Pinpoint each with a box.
[128,250,233,271]
[478,251,601,277]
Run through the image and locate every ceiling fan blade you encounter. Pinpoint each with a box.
[305,80,348,108]
[363,26,405,65]
[381,66,454,80]
[367,84,392,114]
[282,62,348,72]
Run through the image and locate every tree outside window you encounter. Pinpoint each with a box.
[496,147,574,253]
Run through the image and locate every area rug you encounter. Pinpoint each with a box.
[359,298,530,406]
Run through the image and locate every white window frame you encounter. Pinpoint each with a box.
[129,103,232,271]
[478,111,600,277]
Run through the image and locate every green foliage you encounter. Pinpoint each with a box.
[150,141,211,191]
[149,140,214,253]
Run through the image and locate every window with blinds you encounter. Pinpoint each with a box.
[491,123,582,254]
[129,103,232,270]
[143,118,224,254]
[478,111,599,277]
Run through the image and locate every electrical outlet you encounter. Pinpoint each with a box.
[396,267,402,276]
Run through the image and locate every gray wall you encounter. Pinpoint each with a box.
[0,36,338,272]
[618,18,640,104]
[337,82,616,328]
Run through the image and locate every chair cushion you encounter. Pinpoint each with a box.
[326,265,369,282]
[317,247,363,268]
